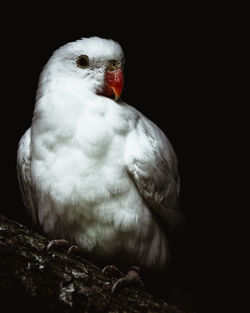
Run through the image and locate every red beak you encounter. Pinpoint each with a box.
[102,69,124,101]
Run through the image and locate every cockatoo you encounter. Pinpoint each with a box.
[17,36,182,292]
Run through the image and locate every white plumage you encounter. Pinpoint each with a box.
[17,37,181,272]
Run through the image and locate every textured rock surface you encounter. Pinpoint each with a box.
[0,214,184,313]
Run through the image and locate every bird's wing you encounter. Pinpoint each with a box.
[17,128,39,229]
[125,108,184,235]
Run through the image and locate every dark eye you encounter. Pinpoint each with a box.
[76,55,89,68]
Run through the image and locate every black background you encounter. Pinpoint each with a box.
[1,4,239,313]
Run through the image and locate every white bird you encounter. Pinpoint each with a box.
[17,36,182,291]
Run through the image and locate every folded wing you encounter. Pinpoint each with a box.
[125,110,184,237]
[17,128,40,229]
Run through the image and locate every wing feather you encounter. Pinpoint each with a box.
[125,111,184,236]
[17,128,39,229]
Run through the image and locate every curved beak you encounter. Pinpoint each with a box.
[103,69,124,101]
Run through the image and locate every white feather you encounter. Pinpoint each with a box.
[17,37,180,271]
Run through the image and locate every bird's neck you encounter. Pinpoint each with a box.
[32,76,115,143]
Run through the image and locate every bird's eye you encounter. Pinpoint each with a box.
[76,55,89,68]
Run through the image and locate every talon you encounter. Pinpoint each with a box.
[112,277,127,293]
[67,245,79,255]
[102,265,124,279]
[47,239,70,250]
[109,266,145,293]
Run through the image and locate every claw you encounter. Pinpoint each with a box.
[67,245,79,255]
[102,265,125,279]
[102,265,145,294]
[47,239,79,256]
[47,239,70,250]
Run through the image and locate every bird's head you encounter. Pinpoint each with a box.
[38,37,124,102]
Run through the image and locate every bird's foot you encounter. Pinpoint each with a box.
[47,239,79,255]
[102,265,145,293]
